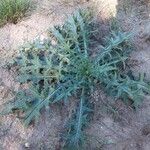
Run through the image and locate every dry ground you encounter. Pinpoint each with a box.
[0,0,150,149]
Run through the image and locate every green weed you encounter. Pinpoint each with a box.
[0,0,32,27]
[1,9,150,149]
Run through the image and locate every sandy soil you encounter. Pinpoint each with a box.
[0,0,150,149]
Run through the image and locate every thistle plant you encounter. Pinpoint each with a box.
[2,9,150,149]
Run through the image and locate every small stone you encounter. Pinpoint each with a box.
[25,142,30,148]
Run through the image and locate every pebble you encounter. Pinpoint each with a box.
[25,142,30,148]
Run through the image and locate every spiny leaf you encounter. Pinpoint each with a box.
[64,88,91,149]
